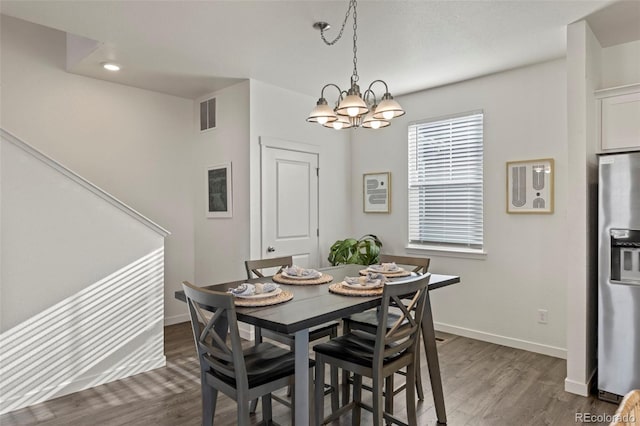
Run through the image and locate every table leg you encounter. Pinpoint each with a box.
[294,329,310,426]
[421,290,447,424]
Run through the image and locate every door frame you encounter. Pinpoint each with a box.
[258,137,321,266]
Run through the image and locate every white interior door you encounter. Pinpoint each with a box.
[262,146,319,268]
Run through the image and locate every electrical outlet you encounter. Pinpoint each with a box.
[538,309,548,324]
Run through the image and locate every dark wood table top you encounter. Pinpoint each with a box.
[174,264,460,335]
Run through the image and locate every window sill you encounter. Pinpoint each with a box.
[405,244,487,260]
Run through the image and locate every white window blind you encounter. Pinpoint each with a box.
[408,111,484,249]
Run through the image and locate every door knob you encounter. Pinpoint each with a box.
[267,246,276,253]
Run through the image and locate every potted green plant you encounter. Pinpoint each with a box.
[328,234,383,266]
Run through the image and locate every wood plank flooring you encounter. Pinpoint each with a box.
[1,322,617,425]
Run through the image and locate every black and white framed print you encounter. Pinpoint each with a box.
[207,163,232,218]
[363,172,391,213]
[506,158,554,214]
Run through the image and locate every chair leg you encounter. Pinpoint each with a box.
[261,394,273,424]
[330,365,339,412]
[329,325,340,412]
[250,327,264,414]
[385,375,394,426]
[342,370,351,406]
[372,375,384,426]
[352,374,362,426]
[415,335,424,401]
[315,356,326,426]
[406,361,418,426]
[286,375,293,397]
[249,398,259,414]
[342,321,352,406]
[237,395,251,426]
[201,383,217,426]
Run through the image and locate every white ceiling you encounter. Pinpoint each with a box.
[0,0,623,100]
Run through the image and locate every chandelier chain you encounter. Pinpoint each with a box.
[319,0,355,46]
[352,0,358,82]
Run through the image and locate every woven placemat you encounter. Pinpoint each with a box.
[272,273,333,285]
[359,269,411,278]
[328,282,383,297]
[234,290,294,307]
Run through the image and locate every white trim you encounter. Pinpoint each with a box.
[435,322,567,359]
[259,136,321,267]
[594,83,640,99]
[1,129,170,237]
[259,136,319,153]
[164,313,189,326]
[564,368,596,396]
[406,244,487,260]
[0,355,166,415]
[408,108,484,127]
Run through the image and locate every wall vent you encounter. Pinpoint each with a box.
[200,97,216,131]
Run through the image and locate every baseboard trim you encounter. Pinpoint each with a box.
[565,368,596,396]
[239,323,255,341]
[434,322,567,359]
[164,313,189,326]
[0,356,166,415]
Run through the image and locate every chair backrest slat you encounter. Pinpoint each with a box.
[379,254,430,274]
[245,256,294,280]
[182,281,249,389]
[373,274,431,371]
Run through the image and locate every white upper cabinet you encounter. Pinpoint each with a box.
[596,84,640,152]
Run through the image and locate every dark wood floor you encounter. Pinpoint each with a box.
[1,322,616,425]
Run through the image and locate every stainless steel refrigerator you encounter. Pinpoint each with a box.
[598,152,640,403]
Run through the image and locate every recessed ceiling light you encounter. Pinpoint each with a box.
[102,62,121,71]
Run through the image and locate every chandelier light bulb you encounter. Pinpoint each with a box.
[317,116,329,125]
[347,107,360,117]
[370,120,381,129]
[333,121,344,130]
[382,110,395,120]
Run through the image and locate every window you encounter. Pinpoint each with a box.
[408,111,484,250]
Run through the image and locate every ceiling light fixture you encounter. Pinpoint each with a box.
[307,0,405,130]
[102,62,121,72]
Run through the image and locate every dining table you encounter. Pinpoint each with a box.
[174,263,460,426]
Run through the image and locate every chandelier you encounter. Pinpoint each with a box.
[306,0,405,130]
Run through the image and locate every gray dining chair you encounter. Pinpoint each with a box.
[245,256,339,413]
[314,273,431,426]
[342,254,431,405]
[182,281,314,426]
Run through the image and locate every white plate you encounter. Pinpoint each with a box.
[281,271,322,280]
[235,288,283,299]
[342,280,384,290]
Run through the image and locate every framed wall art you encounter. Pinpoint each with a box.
[506,158,554,214]
[363,172,391,213]
[206,163,232,218]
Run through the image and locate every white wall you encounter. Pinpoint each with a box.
[248,80,352,266]
[1,133,166,413]
[193,81,251,291]
[0,15,195,326]
[600,39,640,89]
[351,59,568,358]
